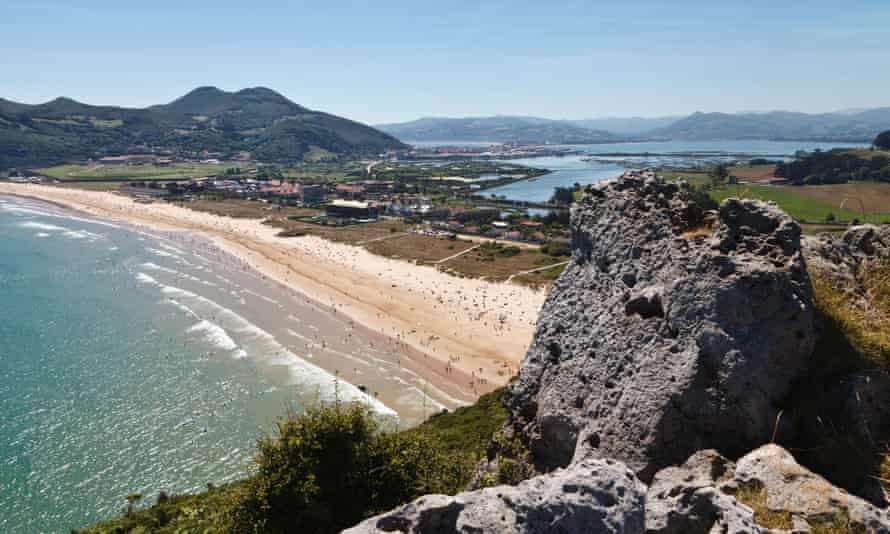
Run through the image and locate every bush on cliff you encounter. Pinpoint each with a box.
[228,401,465,533]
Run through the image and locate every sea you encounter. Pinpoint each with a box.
[0,196,464,533]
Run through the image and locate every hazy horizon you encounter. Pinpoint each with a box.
[2,0,889,124]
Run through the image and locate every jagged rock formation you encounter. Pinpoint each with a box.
[344,457,646,534]
[508,171,816,479]
[647,444,890,533]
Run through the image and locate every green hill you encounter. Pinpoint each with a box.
[0,87,406,169]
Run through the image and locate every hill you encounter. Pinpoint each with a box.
[649,109,890,141]
[0,87,406,169]
[375,116,623,144]
[565,115,681,135]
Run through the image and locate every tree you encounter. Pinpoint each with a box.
[550,186,575,205]
[710,164,730,184]
[874,130,890,151]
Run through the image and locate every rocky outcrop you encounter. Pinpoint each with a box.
[646,449,776,534]
[343,457,646,534]
[805,224,890,285]
[508,172,816,479]
[647,444,890,533]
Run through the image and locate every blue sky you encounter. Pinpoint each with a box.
[2,0,889,124]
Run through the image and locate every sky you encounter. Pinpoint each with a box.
[1,0,889,124]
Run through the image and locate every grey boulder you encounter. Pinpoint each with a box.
[508,172,816,479]
[647,444,890,533]
[342,457,646,534]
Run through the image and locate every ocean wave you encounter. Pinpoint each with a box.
[2,202,123,229]
[188,320,239,352]
[156,242,186,255]
[18,221,102,241]
[19,221,69,232]
[135,272,158,285]
[157,283,397,417]
[160,298,200,320]
[141,262,178,275]
[145,247,178,258]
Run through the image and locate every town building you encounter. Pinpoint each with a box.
[326,199,379,221]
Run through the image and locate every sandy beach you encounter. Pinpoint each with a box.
[0,183,547,400]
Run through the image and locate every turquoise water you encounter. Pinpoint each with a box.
[0,196,459,533]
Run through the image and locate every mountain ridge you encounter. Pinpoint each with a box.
[0,87,405,169]
[379,107,890,144]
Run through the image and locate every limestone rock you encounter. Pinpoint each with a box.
[508,172,816,479]
[646,450,776,534]
[647,444,890,533]
[342,457,646,534]
[734,444,890,533]
[803,223,890,291]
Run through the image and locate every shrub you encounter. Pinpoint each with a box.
[229,401,463,534]
[277,229,306,238]
[498,246,521,258]
[542,240,571,257]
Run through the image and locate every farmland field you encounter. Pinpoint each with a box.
[709,184,890,224]
[38,162,243,180]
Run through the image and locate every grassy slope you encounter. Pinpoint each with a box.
[76,390,509,533]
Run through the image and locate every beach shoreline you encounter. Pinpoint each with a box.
[0,184,547,401]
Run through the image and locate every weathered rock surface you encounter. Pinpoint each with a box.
[648,444,890,533]
[734,445,890,532]
[646,449,776,534]
[343,457,646,534]
[804,223,890,287]
[508,172,816,479]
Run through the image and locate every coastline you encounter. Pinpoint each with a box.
[0,183,547,401]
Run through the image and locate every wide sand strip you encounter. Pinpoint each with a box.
[0,183,547,398]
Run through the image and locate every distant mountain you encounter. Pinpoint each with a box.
[376,116,623,144]
[566,116,682,135]
[0,87,406,169]
[648,109,890,142]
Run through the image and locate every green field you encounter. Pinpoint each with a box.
[37,163,244,181]
[709,184,890,224]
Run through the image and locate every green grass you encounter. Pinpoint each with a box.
[659,170,713,188]
[708,184,890,224]
[844,148,890,160]
[407,389,507,457]
[38,163,242,181]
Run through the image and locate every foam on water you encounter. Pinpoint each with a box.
[135,272,158,285]
[150,283,398,417]
[188,320,239,352]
